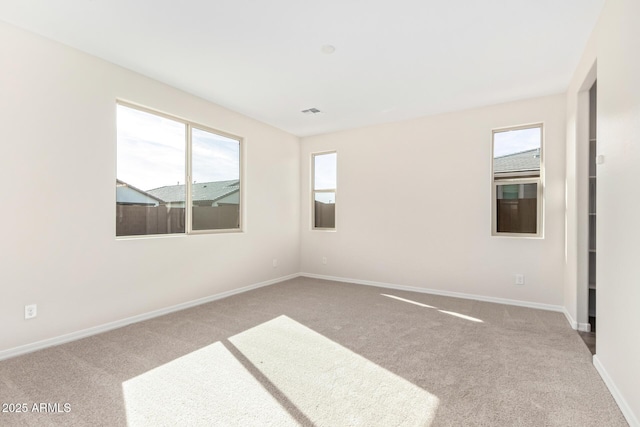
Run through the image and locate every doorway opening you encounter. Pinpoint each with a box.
[579,80,597,355]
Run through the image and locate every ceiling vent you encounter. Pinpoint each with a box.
[301,108,322,115]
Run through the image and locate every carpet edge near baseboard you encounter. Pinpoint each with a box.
[0,272,587,363]
[300,272,565,313]
[593,355,640,427]
[0,273,301,362]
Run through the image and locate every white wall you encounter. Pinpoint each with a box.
[566,0,640,423]
[300,94,566,307]
[0,21,300,353]
[3,7,637,422]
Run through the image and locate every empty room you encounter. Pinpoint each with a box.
[0,0,638,426]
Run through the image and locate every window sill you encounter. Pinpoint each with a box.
[491,232,543,239]
[116,229,243,240]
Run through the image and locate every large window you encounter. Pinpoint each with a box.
[492,124,542,236]
[312,152,337,229]
[116,103,242,237]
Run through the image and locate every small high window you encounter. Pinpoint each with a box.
[116,103,242,237]
[312,152,337,229]
[492,125,543,236]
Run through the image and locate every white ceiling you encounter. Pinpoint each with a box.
[0,0,604,137]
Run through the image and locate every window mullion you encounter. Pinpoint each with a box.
[185,124,192,234]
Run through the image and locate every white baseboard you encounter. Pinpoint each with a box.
[0,273,300,362]
[593,355,640,427]
[578,322,591,332]
[562,308,578,330]
[562,308,592,331]
[300,273,564,313]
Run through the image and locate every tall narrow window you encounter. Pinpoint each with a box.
[312,152,337,229]
[116,103,242,237]
[492,125,542,236]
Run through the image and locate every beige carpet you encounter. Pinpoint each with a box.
[0,277,628,426]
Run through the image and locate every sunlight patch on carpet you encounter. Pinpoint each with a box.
[381,293,484,323]
[122,342,297,426]
[229,315,439,426]
[438,310,483,323]
[381,293,436,308]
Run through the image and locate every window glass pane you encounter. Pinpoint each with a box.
[116,105,186,236]
[493,127,541,177]
[314,192,335,228]
[191,128,241,230]
[314,153,337,190]
[496,183,537,234]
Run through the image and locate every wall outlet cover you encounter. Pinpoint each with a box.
[25,304,37,319]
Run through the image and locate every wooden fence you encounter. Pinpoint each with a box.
[496,199,536,233]
[116,205,239,236]
[314,201,335,228]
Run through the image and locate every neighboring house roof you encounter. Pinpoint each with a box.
[146,180,240,203]
[494,148,541,175]
[116,179,165,205]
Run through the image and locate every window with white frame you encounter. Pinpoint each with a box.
[312,152,337,229]
[492,124,543,236]
[116,102,242,237]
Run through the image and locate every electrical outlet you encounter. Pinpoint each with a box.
[272,258,278,268]
[25,304,37,319]
[322,256,327,265]
[515,274,525,285]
